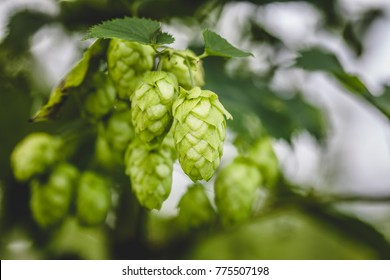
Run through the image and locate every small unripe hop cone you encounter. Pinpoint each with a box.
[177,183,215,229]
[172,87,232,181]
[76,171,111,226]
[30,163,78,227]
[11,133,62,182]
[107,39,155,99]
[131,71,178,148]
[160,49,204,90]
[82,72,117,119]
[214,157,262,226]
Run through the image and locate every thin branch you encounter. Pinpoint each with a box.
[322,193,390,204]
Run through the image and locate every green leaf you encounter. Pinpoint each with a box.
[368,86,390,117]
[30,39,107,122]
[202,29,253,58]
[294,47,343,73]
[294,47,390,120]
[204,58,325,142]
[333,72,371,96]
[155,32,175,45]
[83,17,174,45]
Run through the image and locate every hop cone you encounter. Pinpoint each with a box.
[124,137,174,210]
[160,48,204,90]
[103,108,135,152]
[94,136,123,170]
[107,39,155,99]
[248,137,280,187]
[11,133,62,182]
[131,71,178,147]
[76,171,111,226]
[172,87,232,181]
[214,157,262,226]
[30,163,78,227]
[177,183,215,229]
[82,72,117,119]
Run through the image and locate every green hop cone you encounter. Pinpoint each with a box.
[177,183,215,229]
[30,163,78,227]
[103,108,135,152]
[107,39,155,99]
[76,171,111,226]
[160,48,204,90]
[94,135,123,170]
[131,71,178,147]
[82,72,117,119]
[124,137,174,210]
[11,133,62,182]
[248,137,280,187]
[172,87,232,181]
[214,157,262,226]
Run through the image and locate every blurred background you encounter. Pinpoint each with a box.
[1,0,390,259]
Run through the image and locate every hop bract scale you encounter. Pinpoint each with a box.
[124,137,175,210]
[131,71,178,148]
[160,48,204,90]
[214,157,262,226]
[172,87,232,181]
[107,39,155,99]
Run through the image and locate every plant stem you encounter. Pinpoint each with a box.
[198,52,209,60]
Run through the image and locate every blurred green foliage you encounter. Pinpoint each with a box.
[1,0,389,260]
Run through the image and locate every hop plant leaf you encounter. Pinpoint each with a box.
[11,133,62,182]
[172,87,232,181]
[177,183,215,229]
[160,48,204,90]
[76,171,111,226]
[30,163,78,227]
[107,38,155,99]
[131,71,178,148]
[214,157,262,226]
[30,39,108,122]
[202,29,253,58]
[124,137,174,210]
[83,17,174,45]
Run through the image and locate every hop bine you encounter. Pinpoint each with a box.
[107,39,155,99]
[172,87,232,181]
[131,71,178,148]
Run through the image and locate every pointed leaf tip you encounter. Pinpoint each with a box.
[202,29,253,58]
